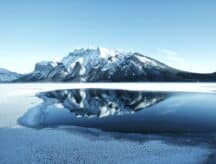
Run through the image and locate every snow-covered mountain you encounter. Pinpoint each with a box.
[0,68,22,82]
[16,48,216,82]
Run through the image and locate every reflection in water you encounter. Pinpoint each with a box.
[40,89,167,118]
[18,89,216,133]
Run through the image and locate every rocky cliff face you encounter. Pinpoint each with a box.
[16,48,216,82]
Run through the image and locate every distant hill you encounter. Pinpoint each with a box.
[0,68,22,82]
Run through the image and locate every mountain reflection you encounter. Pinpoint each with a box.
[40,89,168,118]
[19,89,216,133]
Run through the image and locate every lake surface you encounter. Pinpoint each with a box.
[1,83,216,163]
[0,83,216,133]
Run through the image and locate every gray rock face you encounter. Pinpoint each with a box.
[16,48,216,82]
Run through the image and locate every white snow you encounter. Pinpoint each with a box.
[97,47,121,59]
[37,61,50,65]
[36,61,58,68]
[98,47,113,58]
[99,106,111,118]
[134,97,158,110]
[79,89,86,108]
[135,55,166,69]
[60,48,135,80]
[0,83,216,95]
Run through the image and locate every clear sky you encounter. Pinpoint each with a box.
[0,0,215,73]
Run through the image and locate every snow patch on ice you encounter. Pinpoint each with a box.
[18,96,75,128]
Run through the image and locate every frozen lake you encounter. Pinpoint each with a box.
[1,83,216,163]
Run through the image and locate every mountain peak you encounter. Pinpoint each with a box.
[66,47,131,58]
[14,48,216,82]
[97,47,122,58]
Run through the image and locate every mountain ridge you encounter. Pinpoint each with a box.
[5,48,216,82]
[0,68,22,82]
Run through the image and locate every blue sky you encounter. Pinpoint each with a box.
[0,0,215,73]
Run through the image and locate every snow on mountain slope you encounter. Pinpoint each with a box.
[16,48,216,82]
[0,68,22,82]
[18,48,178,82]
